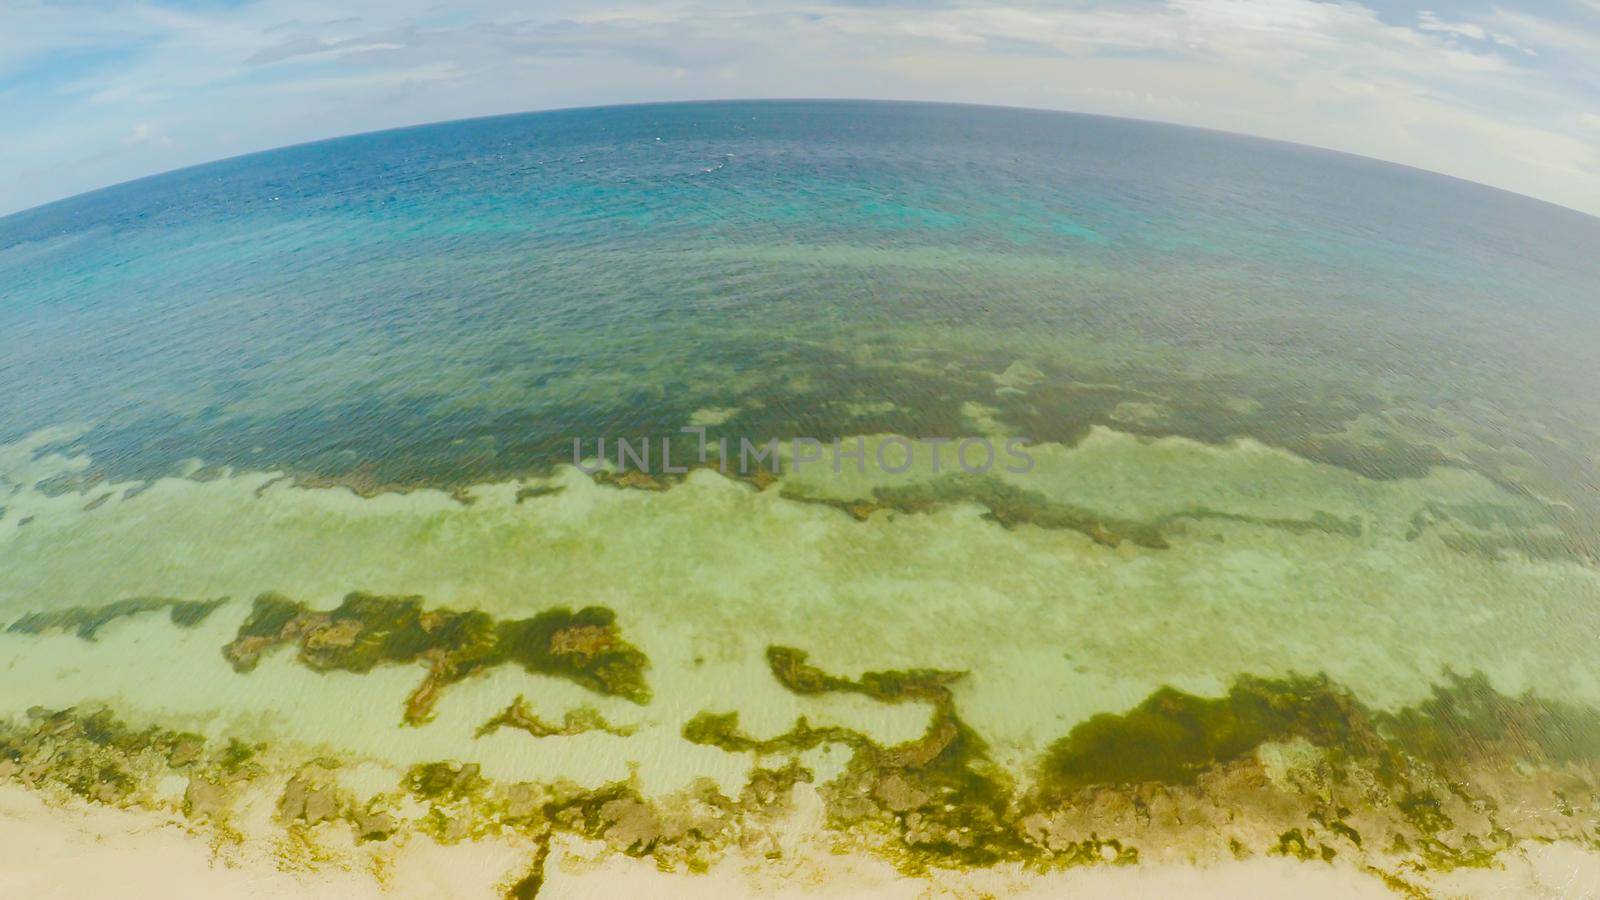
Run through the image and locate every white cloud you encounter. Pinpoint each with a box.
[1,0,1597,216]
[122,121,174,147]
[1415,10,1532,53]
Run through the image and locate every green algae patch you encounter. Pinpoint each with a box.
[477,696,636,739]
[407,761,488,803]
[1273,827,1334,862]
[1023,669,1600,877]
[1040,670,1600,800]
[222,592,650,724]
[216,737,266,777]
[765,645,964,704]
[761,640,1027,868]
[833,705,1027,870]
[731,645,1028,870]
[780,470,1373,549]
[1155,507,1363,540]
[868,475,1171,549]
[504,836,551,899]
[1377,671,1600,769]
[8,596,227,640]
[682,711,863,754]
[771,472,1170,548]
[747,647,1600,877]
[1038,674,1378,795]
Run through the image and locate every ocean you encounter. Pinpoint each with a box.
[1,100,1598,896]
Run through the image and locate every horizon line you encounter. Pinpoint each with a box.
[2,96,1596,226]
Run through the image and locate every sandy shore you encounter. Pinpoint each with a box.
[7,782,1598,899]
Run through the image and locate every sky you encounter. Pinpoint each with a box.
[2,0,1599,217]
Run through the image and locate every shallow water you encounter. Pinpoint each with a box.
[2,100,1598,895]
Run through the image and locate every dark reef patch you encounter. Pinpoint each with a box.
[1037,674,1379,796]
[760,470,1374,548]
[476,696,637,739]
[1379,671,1600,769]
[682,711,862,755]
[698,646,1031,869]
[222,591,650,724]
[581,452,1575,568]
[22,326,1598,567]
[764,645,965,703]
[1037,670,1600,801]
[7,596,227,640]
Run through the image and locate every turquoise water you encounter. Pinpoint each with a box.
[5,102,1597,501]
[2,101,1599,895]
